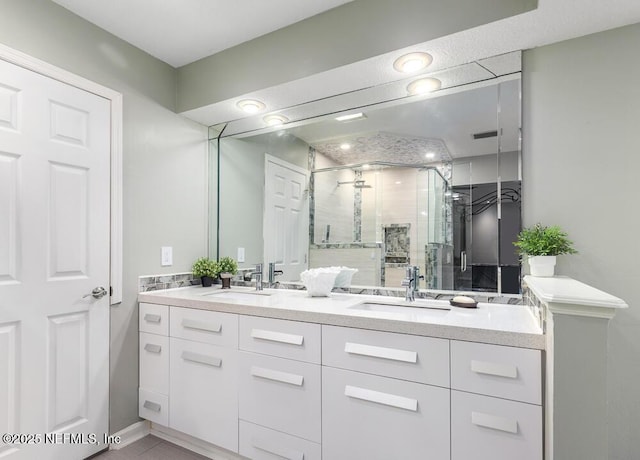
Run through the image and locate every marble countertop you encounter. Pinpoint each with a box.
[138,285,545,349]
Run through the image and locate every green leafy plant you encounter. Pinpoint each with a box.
[217,256,238,275]
[192,257,219,278]
[514,224,577,257]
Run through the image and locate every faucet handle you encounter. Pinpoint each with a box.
[254,262,263,272]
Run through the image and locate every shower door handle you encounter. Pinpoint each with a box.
[461,251,467,272]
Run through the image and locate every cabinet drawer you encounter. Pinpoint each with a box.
[451,390,542,460]
[139,388,168,426]
[139,332,169,395]
[451,340,542,404]
[239,420,321,460]
[170,306,238,347]
[169,337,238,452]
[322,325,449,387]
[322,366,449,460]
[139,303,168,336]
[239,316,321,363]
[238,352,321,443]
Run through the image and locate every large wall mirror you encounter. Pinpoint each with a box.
[212,52,522,294]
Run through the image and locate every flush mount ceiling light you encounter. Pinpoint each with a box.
[407,77,442,95]
[335,112,366,122]
[393,52,433,73]
[425,152,436,160]
[263,114,288,126]
[237,99,266,114]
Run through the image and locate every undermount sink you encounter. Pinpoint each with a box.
[202,290,272,300]
[350,300,450,317]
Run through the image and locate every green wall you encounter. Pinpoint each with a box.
[523,23,640,459]
[0,0,209,433]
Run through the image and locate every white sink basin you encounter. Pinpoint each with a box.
[350,300,450,318]
[202,290,272,301]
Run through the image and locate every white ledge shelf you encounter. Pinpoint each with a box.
[524,275,627,319]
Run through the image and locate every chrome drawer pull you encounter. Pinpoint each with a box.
[472,411,518,434]
[181,350,222,367]
[143,400,161,413]
[251,328,304,346]
[344,385,418,412]
[252,436,304,460]
[345,342,417,364]
[250,366,304,386]
[143,343,161,353]
[471,360,518,379]
[182,318,222,333]
[143,314,161,323]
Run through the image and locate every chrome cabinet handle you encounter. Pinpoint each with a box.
[250,366,304,386]
[83,286,108,299]
[143,314,161,323]
[181,350,222,367]
[143,343,162,353]
[182,318,222,333]
[472,411,518,434]
[345,342,417,364]
[251,328,304,346]
[143,400,161,413]
[345,385,418,412]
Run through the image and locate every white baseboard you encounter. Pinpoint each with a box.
[109,420,150,450]
[150,424,241,460]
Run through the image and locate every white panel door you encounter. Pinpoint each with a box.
[0,59,110,459]
[264,155,309,281]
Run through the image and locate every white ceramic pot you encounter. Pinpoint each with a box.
[528,255,557,277]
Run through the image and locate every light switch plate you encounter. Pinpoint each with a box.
[237,247,245,263]
[161,246,173,266]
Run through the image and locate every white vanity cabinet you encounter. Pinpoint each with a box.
[238,316,322,460]
[450,340,543,460]
[138,303,170,426]
[137,296,544,460]
[321,326,451,460]
[169,307,239,453]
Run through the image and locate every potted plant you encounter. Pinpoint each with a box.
[217,256,238,289]
[192,257,219,287]
[514,223,577,277]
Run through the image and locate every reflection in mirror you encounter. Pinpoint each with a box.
[215,64,521,295]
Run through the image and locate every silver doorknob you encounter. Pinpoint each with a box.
[84,286,108,299]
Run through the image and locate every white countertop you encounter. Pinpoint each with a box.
[138,285,544,349]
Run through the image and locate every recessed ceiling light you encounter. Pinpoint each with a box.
[407,78,442,95]
[395,181,402,185]
[335,112,366,122]
[237,99,266,114]
[393,52,433,73]
[425,152,436,159]
[263,114,288,126]
[340,143,351,150]
[362,164,370,170]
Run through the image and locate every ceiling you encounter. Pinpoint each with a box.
[50,0,353,67]
[50,0,640,128]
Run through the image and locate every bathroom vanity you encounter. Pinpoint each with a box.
[137,286,545,460]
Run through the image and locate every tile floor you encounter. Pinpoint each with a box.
[90,435,209,460]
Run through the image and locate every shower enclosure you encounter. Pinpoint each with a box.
[309,161,455,289]
[309,159,521,293]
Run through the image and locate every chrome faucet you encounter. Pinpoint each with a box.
[268,262,284,288]
[251,263,263,291]
[401,266,423,301]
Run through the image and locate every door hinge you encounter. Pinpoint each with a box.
[110,286,113,297]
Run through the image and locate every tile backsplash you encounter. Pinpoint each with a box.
[139,272,200,292]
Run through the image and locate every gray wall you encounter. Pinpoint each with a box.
[522,23,640,459]
[177,0,536,112]
[0,0,209,433]
[218,133,309,270]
